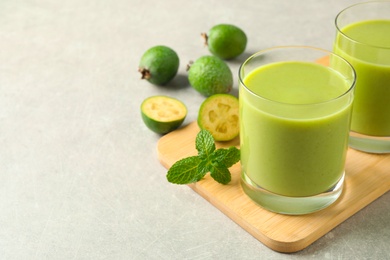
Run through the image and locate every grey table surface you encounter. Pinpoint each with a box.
[0,0,389,259]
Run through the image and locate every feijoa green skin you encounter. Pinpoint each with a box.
[187,55,233,96]
[202,24,247,60]
[141,96,187,134]
[138,45,179,85]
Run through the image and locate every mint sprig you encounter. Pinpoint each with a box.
[166,129,240,185]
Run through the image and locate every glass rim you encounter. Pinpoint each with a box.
[335,0,390,50]
[238,45,356,106]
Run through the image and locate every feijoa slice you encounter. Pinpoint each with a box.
[197,94,239,141]
[138,46,179,85]
[141,96,187,134]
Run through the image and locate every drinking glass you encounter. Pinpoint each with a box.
[334,1,390,153]
[239,46,356,215]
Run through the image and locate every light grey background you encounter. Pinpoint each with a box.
[0,0,389,259]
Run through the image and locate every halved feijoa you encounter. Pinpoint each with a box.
[141,96,187,134]
[197,94,239,141]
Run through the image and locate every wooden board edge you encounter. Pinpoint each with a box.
[184,175,389,253]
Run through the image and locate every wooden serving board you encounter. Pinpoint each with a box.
[157,122,390,253]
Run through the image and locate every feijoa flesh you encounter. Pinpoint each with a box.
[198,94,239,141]
[187,55,233,97]
[202,24,247,60]
[141,96,187,134]
[138,46,179,85]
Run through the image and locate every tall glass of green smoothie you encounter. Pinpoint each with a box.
[239,46,355,215]
[334,1,390,153]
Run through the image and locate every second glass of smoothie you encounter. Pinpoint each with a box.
[239,46,356,215]
[334,1,390,153]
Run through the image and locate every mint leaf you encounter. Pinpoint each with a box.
[212,146,240,168]
[209,163,231,184]
[166,156,202,184]
[195,130,215,161]
[197,159,211,176]
[166,129,240,186]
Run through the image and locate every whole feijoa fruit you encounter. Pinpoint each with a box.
[202,24,247,60]
[187,55,233,96]
[138,45,179,85]
[141,96,187,134]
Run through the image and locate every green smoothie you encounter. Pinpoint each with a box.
[240,61,353,197]
[334,19,390,136]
